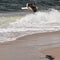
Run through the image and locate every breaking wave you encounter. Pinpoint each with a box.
[0,9,60,42]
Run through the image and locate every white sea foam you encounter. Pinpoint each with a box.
[0,9,60,42]
[9,9,60,28]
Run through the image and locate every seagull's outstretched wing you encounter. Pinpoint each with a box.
[21,7,28,9]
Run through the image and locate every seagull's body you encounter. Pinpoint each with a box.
[21,3,38,12]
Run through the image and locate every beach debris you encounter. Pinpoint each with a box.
[46,55,55,60]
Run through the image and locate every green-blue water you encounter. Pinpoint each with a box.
[0,0,60,12]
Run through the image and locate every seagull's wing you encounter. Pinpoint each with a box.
[21,7,28,9]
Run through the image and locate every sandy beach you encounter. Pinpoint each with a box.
[0,0,60,60]
[0,31,60,60]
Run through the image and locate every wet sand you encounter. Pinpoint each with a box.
[41,47,60,60]
[0,31,60,60]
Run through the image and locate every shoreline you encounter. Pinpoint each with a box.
[0,30,60,45]
[0,31,60,60]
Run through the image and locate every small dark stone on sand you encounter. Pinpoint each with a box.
[46,55,55,60]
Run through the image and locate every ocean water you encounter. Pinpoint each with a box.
[0,9,60,43]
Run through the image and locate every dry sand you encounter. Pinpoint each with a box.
[0,31,60,60]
